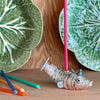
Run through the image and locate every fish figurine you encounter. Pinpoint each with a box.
[40,58,93,90]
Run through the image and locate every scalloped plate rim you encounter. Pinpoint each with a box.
[3,50,32,73]
[27,2,43,51]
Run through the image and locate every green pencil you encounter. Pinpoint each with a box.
[0,72,40,89]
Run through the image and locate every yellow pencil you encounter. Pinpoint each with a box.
[0,79,24,92]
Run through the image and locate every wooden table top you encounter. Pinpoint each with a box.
[0,69,99,100]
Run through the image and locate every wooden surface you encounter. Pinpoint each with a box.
[21,0,82,70]
[0,69,99,100]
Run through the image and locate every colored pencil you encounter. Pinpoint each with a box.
[64,0,68,71]
[0,79,24,92]
[1,70,17,94]
[0,72,40,89]
[0,87,27,96]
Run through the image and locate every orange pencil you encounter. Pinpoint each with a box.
[0,79,24,92]
[0,87,27,96]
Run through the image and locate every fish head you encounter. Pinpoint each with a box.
[44,64,57,75]
[74,76,93,90]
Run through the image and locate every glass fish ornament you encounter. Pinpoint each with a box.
[41,58,93,90]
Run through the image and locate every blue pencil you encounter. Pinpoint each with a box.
[1,70,17,94]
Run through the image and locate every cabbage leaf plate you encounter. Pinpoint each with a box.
[0,0,43,72]
[59,0,100,71]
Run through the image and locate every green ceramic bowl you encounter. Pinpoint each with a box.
[0,0,43,72]
[59,0,100,71]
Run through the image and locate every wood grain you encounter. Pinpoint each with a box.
[21,0,82,70]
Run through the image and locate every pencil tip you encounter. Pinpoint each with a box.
[36,85,40,89]
[21,89,25,92]
[23,92,28,96]
[14,90,17,94]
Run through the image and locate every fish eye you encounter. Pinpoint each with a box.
[77,79,80,82]
[76,79,81,83]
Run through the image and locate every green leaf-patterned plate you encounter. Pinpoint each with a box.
[59,0,100,71]
[0,0,43,72]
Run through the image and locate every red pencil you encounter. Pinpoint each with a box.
[0,87,27,96]
[64,0,68,71]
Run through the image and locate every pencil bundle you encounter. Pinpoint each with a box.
[0,70,27,96]
[0,79,24,92]
[0,70,40,96]
[0,87,27,96]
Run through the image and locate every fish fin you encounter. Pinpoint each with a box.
[70,69,75,73]
[58,68,63,71]
[57,81,64,88]
[40,58,49,71]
